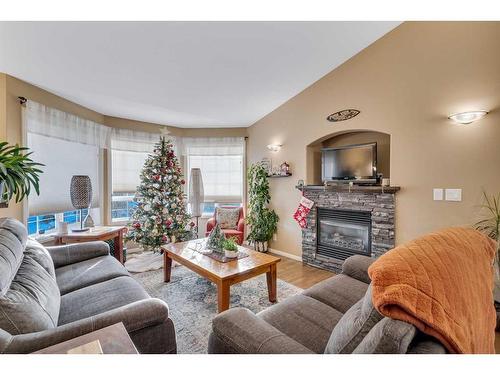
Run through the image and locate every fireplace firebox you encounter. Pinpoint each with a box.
[316,207,371,261]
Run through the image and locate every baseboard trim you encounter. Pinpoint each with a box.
[268,248,303,262]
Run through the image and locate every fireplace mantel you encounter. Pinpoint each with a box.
[296,184,401,194]
[299,184,398,273]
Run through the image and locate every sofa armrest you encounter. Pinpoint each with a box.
[208,307,313,354]
[2,298,169,354]
[206,218,216,233]
[46,241,110,268]
[341,255,375,284]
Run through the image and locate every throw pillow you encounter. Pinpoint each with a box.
[324,284,383,353]
[216,207,240,229]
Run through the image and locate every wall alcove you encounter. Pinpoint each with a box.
[305,130,391,185]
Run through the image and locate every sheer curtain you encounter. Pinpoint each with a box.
[182,137,245,203]
[25,101,108,216]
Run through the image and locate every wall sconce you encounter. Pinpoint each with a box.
[267,144,282,152]
[448,110,488,125]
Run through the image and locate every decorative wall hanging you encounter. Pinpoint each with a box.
[326,109,360,122]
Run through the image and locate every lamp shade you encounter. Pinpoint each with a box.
[189,168,204,217]
[70,175,92,209]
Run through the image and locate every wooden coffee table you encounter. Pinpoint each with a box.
[162,239,281,312]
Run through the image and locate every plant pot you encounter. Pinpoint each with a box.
[253,240,269,253]
[224,249,238,258]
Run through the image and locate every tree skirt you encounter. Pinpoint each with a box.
[125,251,164,273]
[132,266,302,354]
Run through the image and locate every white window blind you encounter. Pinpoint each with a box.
[27,134,101,216]
[110,129,170,193]
[184,137,244,203]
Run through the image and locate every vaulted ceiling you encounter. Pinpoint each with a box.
[0,22,400,127]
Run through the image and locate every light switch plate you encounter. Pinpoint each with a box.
[445,188,462,201]
[433,188,444,201]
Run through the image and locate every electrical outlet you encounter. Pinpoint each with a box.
[433,188,444,201]
[273,233,277,241]
[445,188,462,202]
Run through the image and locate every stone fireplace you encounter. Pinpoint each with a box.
[300,185,400,273]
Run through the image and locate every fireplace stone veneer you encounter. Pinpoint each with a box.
[299,185,400,273]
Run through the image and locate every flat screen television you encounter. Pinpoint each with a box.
[321,142,377,182]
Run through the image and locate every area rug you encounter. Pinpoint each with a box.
[132,266,302,354]
[125,251,163,273]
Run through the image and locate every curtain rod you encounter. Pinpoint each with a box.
[18,96,27,104]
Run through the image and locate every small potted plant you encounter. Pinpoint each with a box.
[223,237,239,258]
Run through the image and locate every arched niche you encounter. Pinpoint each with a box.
[305,130,391,185]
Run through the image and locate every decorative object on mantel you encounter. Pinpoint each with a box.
[0,142,44,207]
[267,161,292,177]
[246,163,279,253]
[326,109,360,122]
[293,195,315,228]
[297,179,304,188]
[70,175,92,232]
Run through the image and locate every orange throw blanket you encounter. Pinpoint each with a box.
[368,227,497,354]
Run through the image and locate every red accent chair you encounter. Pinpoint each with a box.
[205,206,245,245]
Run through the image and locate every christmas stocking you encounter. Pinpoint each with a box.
[293,195,314,228]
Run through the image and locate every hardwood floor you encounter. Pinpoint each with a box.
[275,254,334,289]
[274,254,500,354]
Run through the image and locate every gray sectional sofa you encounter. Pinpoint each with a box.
[208,255,447,354]
[0,218,176,354]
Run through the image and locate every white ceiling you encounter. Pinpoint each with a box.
[0,22,400,128]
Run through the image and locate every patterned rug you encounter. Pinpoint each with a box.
[132,266,302,354]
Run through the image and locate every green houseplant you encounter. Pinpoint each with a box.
[246,162,279,252]
[223,237,239,258]
[0,142,43,204]
[474,190,500,302]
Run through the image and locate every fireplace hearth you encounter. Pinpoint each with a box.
[299,184,399,273]
[317,208,371,261]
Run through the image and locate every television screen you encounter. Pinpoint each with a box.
[322,143,377,181]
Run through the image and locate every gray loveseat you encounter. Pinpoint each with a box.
[0,218,176,354]
[208,255,447,354]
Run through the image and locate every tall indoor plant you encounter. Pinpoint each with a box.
[0,142,44,204]
[474,189,500,329]
[246,162,279,252]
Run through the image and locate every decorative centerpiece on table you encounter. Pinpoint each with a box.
[206,223,225,253]
[222,237,239,258]
[126,137,195,252]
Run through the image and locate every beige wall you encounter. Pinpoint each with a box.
[0,74,247,222]
[247,22,500,257]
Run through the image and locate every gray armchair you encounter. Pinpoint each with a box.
[0,218,176,354]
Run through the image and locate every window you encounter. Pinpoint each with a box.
[110,129,164,222]
[184,137,245,216]
[24,101,106,234]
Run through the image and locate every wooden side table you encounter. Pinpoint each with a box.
[34,323,138,354]
[54,226,127,264]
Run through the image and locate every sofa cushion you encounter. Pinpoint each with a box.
[353,317,416,354]
[0,218,27,295]
[58,276,149,325]
[216,207,240,229]
[55,255,130,295]
[303,274,368,314]
[257,294,343,353]
[0,219,60,335]
[324,285,382,353]
[0,252,61,334]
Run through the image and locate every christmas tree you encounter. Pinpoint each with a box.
[126,137,194,251]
